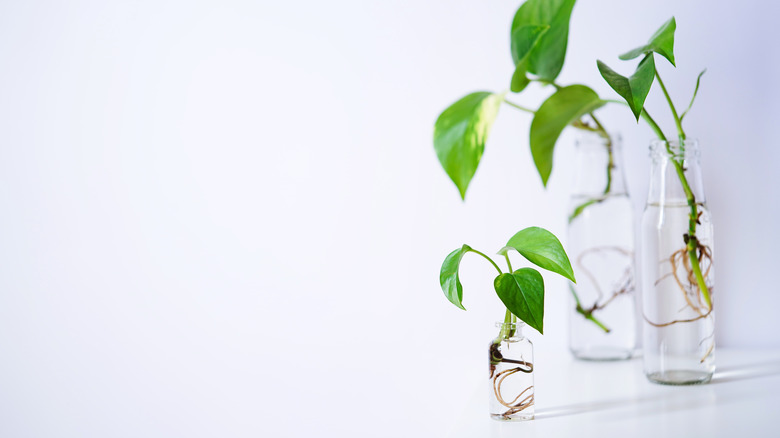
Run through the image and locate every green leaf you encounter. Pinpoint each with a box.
[439,244,472,310]
[529,85,604,186]
[680,69,706,121]
[509,25,549,93]
[619,17,676,66]
[434,92,503,200]
[505,226,576,282]
[597,54,655,121]
[494,268,545,334]
[510,61,532,93]
[511,0,576,81]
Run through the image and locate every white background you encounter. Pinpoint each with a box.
[0,0,778,436]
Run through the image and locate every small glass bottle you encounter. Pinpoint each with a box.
[489,322,534,421]
[640,139,715,385]
[567,132,636,360]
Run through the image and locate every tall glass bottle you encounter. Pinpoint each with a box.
[640,139,715,385]
[489,322,534,421]
[567,133,636,360]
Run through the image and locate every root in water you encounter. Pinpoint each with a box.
[645,243,714,328]
[571,246,634,330]
[489,342,533,419]
[492,365,534,419]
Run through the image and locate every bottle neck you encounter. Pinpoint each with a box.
[496,322,524,340]
[646,140,706,205]
[571,132,627,197]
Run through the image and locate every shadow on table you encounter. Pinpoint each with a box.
[534,359,780,420]
[711,360,780,384]
[533,394,669,420]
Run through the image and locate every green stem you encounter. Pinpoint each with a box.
[642,96,712,309]
[655,71,685,140]
[498,255,517,338]
[568,196,606,223]
[531,78,562,90]
[568,112,614,223]
[588,112,614,195]
[657,72,711,308]
[568,285,610,333]
[584,313,610,333]
[503,99,535,114]
[499,308,517,339]
[640,109,667,141]
[468,250,516,341]
[467,248,503,275]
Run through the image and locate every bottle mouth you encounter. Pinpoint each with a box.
[649,138,700,158]
[495,321,525,329]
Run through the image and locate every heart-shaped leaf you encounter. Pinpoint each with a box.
[597,54,655,121]
[439,244,472,310]
[434,92,503,200]
[529,85,605,186]
[510,0,576,81]
[494,268,545,334]
[509,25,549,93]
[505,226,576,282]
[619,17,676,66]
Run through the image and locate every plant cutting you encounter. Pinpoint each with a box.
[439,226,575,420]
[433,0,636,359]
[597,17,715,384]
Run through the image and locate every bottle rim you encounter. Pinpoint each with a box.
[495,321,526,329]
[649,138,700,158]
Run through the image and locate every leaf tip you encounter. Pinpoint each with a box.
[457,184,468,201]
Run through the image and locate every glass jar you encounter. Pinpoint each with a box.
[489,322,534,421]
[640,139,715,385]
[567,133,636,360]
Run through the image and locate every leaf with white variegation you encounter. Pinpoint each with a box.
[434,92,503,200]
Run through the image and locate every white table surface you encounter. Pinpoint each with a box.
[449,349,780,438]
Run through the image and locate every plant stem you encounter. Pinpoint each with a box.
[588,113,614,195]
[531,78,562,90]
[646,72,713,309]
[467,248,503,275]
[640,109,668,141]
[499,309,517,339]
[655,71,685,141]
[497,255,517,338]
[584,313,610,333]
[503,99,535,114]
[568,285,610,333]
[567,112,614,223]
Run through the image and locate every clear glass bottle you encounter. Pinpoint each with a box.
[489,322,534,421]
[640,139,715,385]
[567,133,636,360]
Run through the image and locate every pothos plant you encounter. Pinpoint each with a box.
[597,17,712,321]
[434,0,625,330]
[440,227,575,416]
[440,227,574,336]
